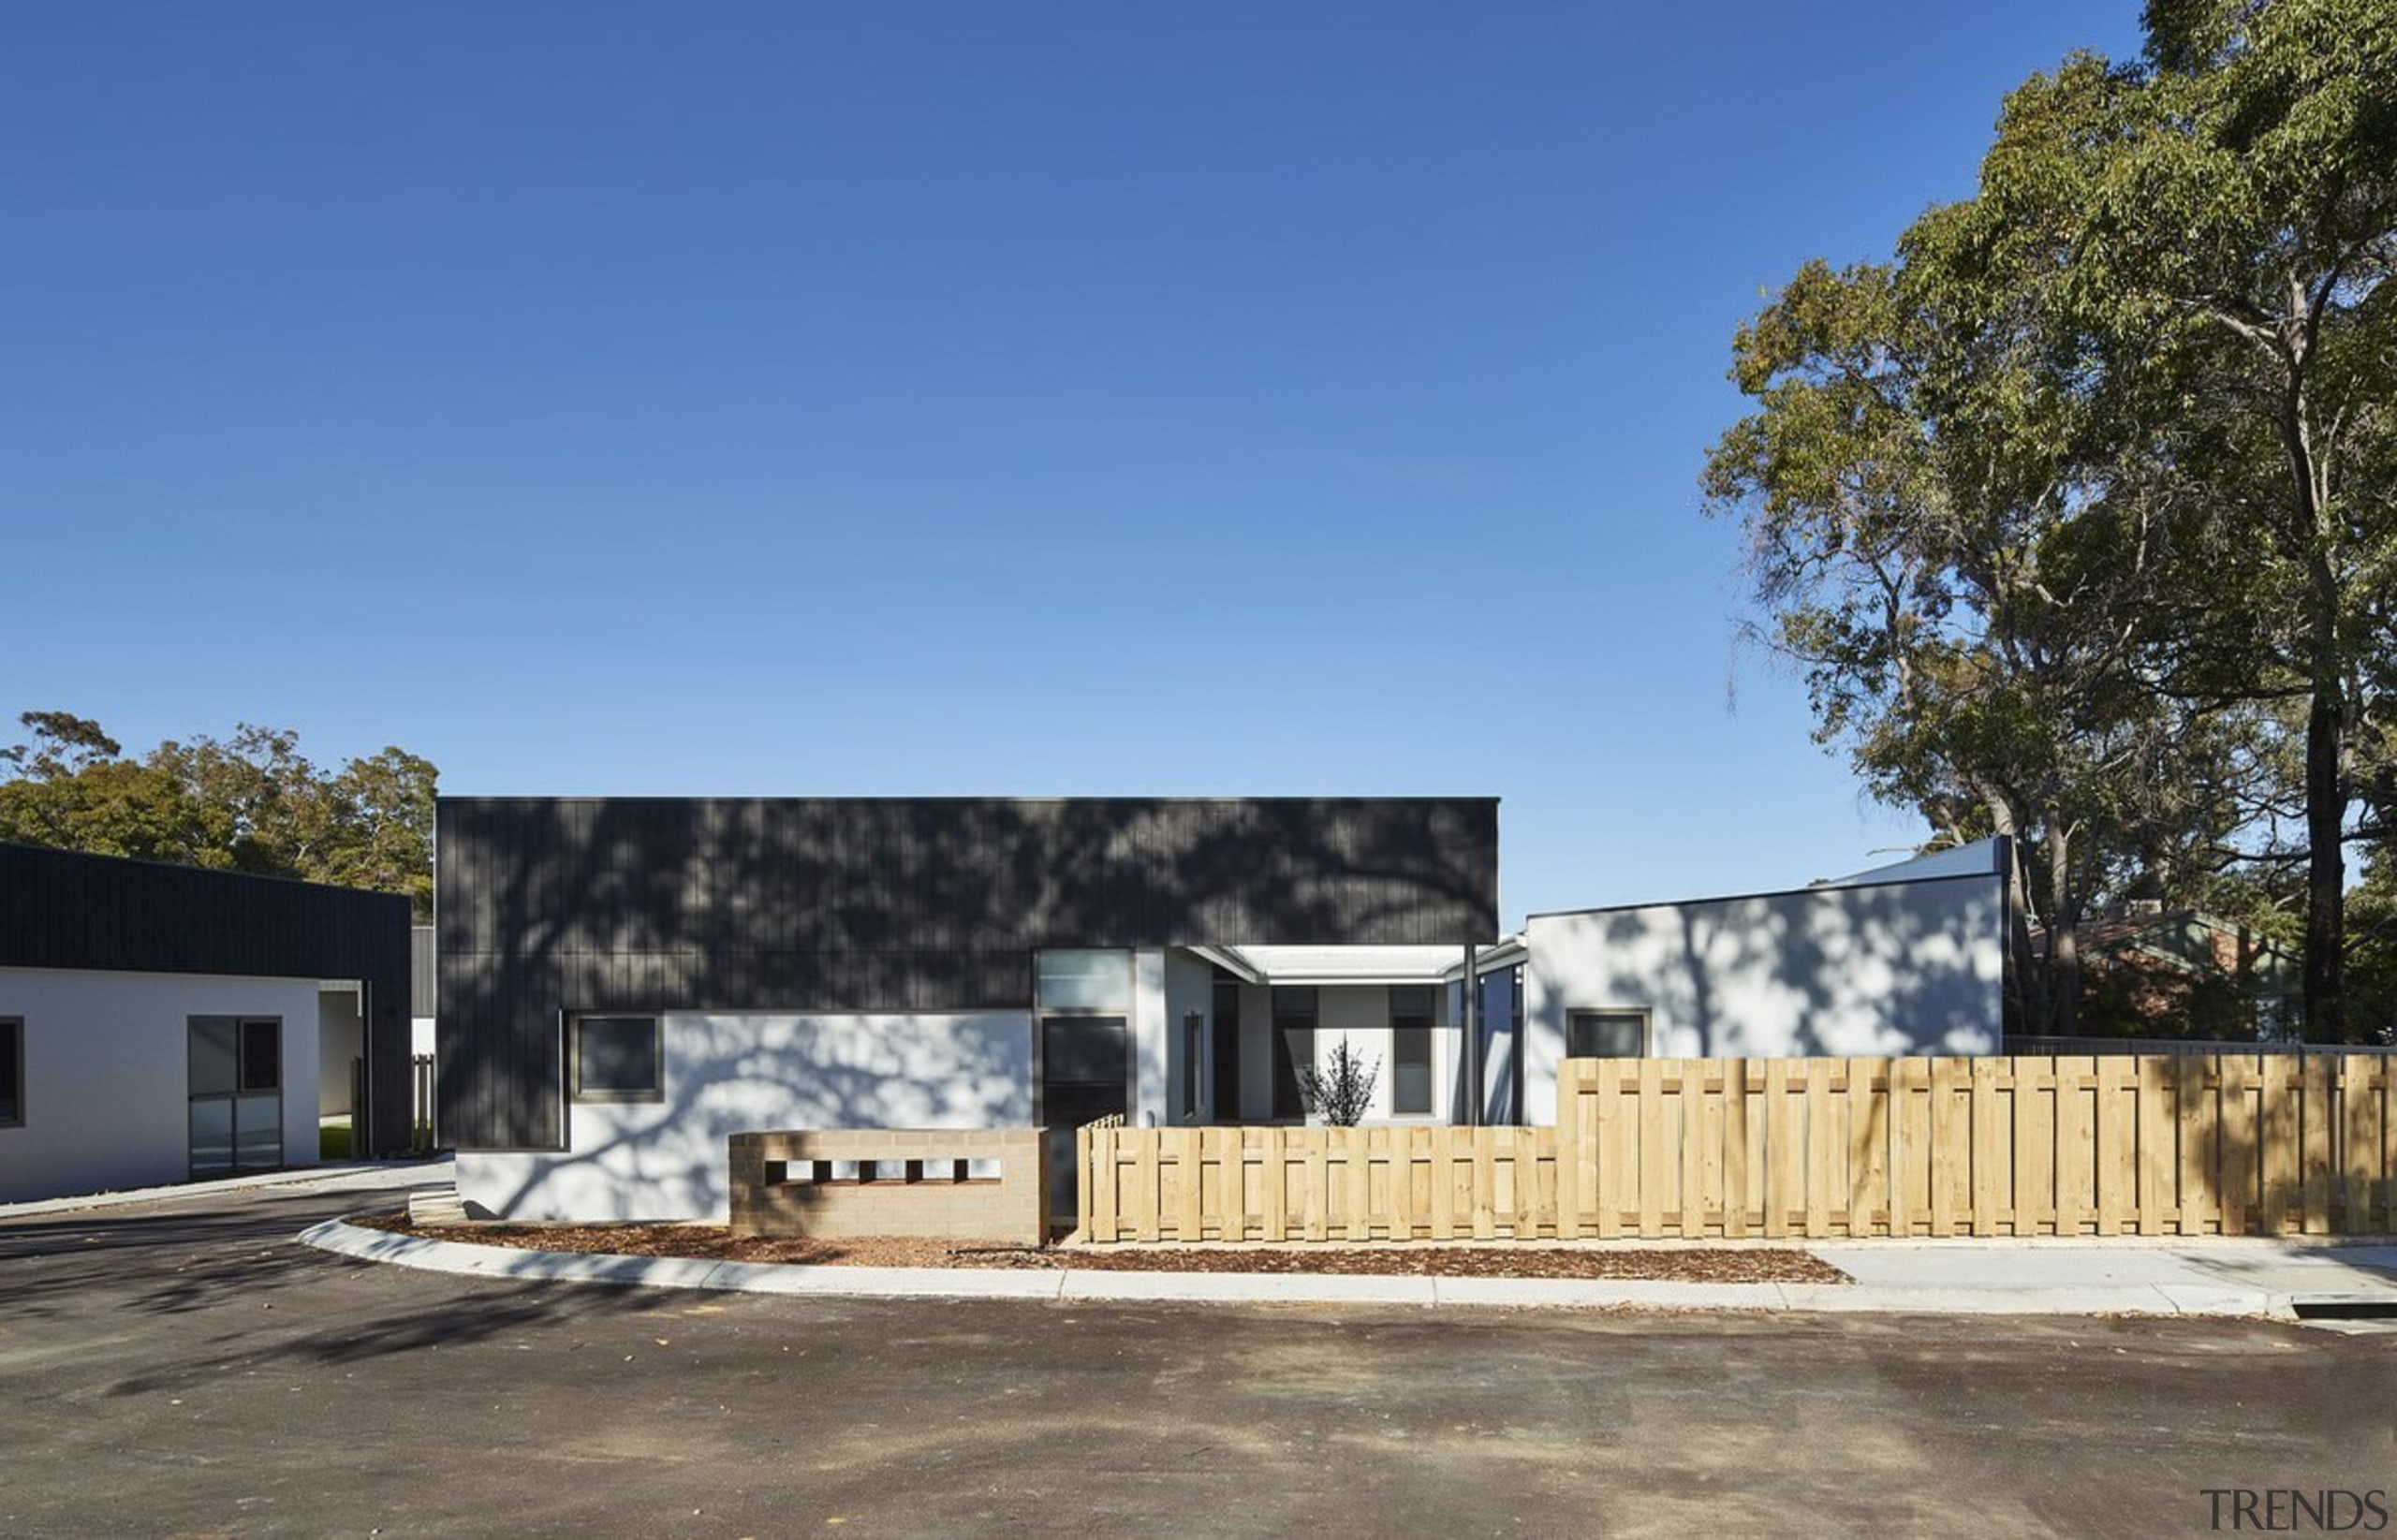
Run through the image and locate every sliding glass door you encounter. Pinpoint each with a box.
[190,1017,283,1179]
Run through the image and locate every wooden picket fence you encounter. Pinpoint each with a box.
[1075,1054,2397,1243]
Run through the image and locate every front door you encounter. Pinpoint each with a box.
[190,1017,284,1179]
[1042,1015,1128,1223]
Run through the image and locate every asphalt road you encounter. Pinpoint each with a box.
[3,1171,2393,1538]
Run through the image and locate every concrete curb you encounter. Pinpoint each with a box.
[296,1216,2297,1317]
[2,1161,451,1220]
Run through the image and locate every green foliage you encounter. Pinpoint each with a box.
[1706,0,2397,1038]
[0,711,437,920]
[1297,1041,1381,1127]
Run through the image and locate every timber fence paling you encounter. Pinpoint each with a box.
[1070,1054,2397,1245]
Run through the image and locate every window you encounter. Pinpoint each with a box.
[188,1017,282,1178]
[1566,1009,1650,1059]
[1183,1010,1204,1119]
[1271,988,1316,1120]
[1036,950,1132,1011]
[242,1019,280,1093]
[1390,986,1434,1115]
[1212,979,1243,1122]
[573,1015,663,1101]
[0,1018,21,1127]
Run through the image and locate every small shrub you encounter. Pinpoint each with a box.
[1298,1041,1381,1125]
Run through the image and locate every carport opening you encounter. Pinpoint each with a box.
[316,983,363,1160]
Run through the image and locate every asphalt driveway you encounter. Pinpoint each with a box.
[3,1169,2392,1538]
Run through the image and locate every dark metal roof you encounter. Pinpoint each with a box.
[0,841,416,1153]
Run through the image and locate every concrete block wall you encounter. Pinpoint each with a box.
[728,1127,1049,1245]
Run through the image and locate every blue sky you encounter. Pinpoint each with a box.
[2,2,2146,927]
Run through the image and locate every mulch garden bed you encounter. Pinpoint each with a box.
[351,1215,1848,1283]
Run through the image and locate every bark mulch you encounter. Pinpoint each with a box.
[350,1215,1848,1283]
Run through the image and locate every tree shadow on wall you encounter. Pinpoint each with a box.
[439,797,1498,1151]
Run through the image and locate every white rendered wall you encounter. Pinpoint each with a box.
[1522,874,2005,1124]
[317,990,362,1116]
[1160,948,1214,1125]
[1129,948,1169,1130]
[456,1010,1035,1223]
[0,966,323,1204]
[1236,980,1273,1122]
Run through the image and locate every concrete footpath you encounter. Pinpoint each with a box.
[295,1209,2397,1320]
[15,1164,2396,1319]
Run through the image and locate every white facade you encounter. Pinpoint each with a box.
[457,1010,1034,1223]
[1213,945,1484,1127]
[317,988,363,1115]
[1520,850,2007,1125]
[1157,947,1214,1126]
[455,941,1507,1222]
[0,966,324,1204]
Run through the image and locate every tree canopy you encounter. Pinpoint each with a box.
[0,711,437,920]
[1705,0,2395,1039]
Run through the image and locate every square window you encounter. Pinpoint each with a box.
[573,1015,663,1101]
[1566,1009,1649,1059]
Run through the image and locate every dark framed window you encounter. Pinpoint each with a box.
[1182,1010,1204,1119]
[1390,986,1434,1115]
[1566,1009,1650,1060]
[0,1018,21,1127]
[188,1017,282,1178]
[1271,987,1316,1120]
[1212,979,1243,1123]
[573,1015,664,1102]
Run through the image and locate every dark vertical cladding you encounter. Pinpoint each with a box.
[0,842,415,1155]
[410,928,436,1019]
[437,797,1498,1150]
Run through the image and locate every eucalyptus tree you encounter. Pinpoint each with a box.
[1703,256,2247,1035]
[1972,0,2397,1035]
[1709,0,2396,1037]
[0,711,438,920]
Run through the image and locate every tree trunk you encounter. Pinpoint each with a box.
[1986,793,2041,1037]
[2046,819,2081,1038]
[2282,366,2347,1041]
[2303,683,2347,1040]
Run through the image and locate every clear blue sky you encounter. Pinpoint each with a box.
[2,2,2145,928]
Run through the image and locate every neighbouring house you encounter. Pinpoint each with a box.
[435,797,2008,1223]
[437,798,1500,1222]
[0,842,415,1204]
[1507,839,2009,1126]
[2057,904,2300,1042]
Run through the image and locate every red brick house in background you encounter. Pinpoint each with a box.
[2055,904,2299,1042]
